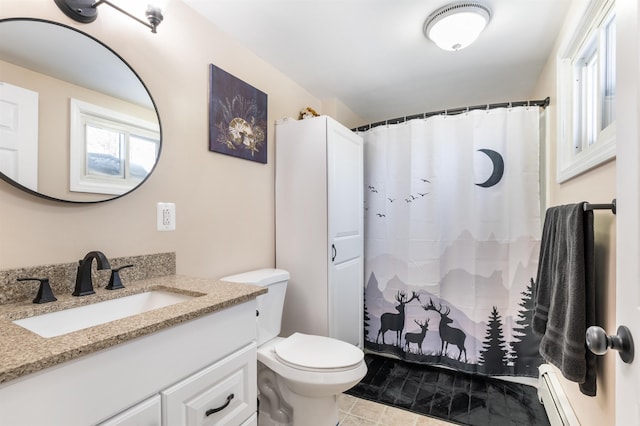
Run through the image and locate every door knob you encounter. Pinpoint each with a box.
[586,325,634,364]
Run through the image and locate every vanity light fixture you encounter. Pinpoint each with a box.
[54,0,166,33]
[424,1,491,51]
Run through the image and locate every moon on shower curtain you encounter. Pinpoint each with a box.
[475,149,504,188]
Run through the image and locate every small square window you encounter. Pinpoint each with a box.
[556,0,616,183]
[69,99,160,195]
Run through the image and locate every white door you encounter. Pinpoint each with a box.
[616,1,639,424]
[0,82,38,191]
[327,117,364,348]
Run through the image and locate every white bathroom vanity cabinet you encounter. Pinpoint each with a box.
[275,115,364,348]
[0,300,258,426]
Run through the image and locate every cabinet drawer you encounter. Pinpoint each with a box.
[240,413,257,426]
[98,395,161,426]
[162,343,257,426]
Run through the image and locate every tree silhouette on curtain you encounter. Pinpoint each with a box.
[363,290,371,341]
[510,278,544,375]
[479,306,509,374]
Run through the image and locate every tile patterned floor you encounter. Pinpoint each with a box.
[346,354,549,426]
[339,394,457,426]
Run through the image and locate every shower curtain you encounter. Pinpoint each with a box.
[363,106,544,377]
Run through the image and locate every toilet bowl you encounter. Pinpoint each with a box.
[260,334,367,397]
[221,269,367,426]
[258,335,367,426]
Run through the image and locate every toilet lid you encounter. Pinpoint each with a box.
[274,333,364,371]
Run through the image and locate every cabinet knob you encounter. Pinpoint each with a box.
[205,393,234,417]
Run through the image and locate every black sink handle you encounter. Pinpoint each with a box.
[106,264,134,290]
[17,277,58,304]
[113,264,134,272]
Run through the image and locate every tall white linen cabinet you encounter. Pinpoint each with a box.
[275,115,364,348]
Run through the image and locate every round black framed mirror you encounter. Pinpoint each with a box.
[0,18,161,203]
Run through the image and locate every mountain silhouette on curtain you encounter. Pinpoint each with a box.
[364,272,544,377]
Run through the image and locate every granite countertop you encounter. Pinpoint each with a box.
[0,275,266,385]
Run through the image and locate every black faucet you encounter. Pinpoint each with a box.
[73,251,111,296]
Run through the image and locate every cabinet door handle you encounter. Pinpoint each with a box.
[331,244,337,262]
[205,393,234,416]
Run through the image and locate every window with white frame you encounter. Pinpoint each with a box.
[557,0,615,183]
[70,99,160,195]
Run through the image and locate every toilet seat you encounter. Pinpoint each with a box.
[274,333,364,372]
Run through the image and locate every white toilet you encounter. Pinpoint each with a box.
[221,268,367,426]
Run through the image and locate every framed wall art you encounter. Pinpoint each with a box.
[208,64,268,164]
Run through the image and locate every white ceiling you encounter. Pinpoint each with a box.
[181,0,572,124]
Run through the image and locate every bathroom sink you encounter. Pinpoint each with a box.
[12,290,194,338]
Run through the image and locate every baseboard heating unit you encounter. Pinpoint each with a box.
[538,364,581,426]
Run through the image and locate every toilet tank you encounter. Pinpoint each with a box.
[220,268,289,346]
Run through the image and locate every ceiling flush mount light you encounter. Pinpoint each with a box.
[54,0,165,33]
[424,1,491,51]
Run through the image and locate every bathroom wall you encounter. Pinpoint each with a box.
[0,1,361,278]
[532,0,617,424]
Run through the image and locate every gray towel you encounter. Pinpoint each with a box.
[533,203,596,396]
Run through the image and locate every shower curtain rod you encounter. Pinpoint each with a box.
[352,97,550,132]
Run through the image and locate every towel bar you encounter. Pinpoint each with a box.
[583,199,616,214]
